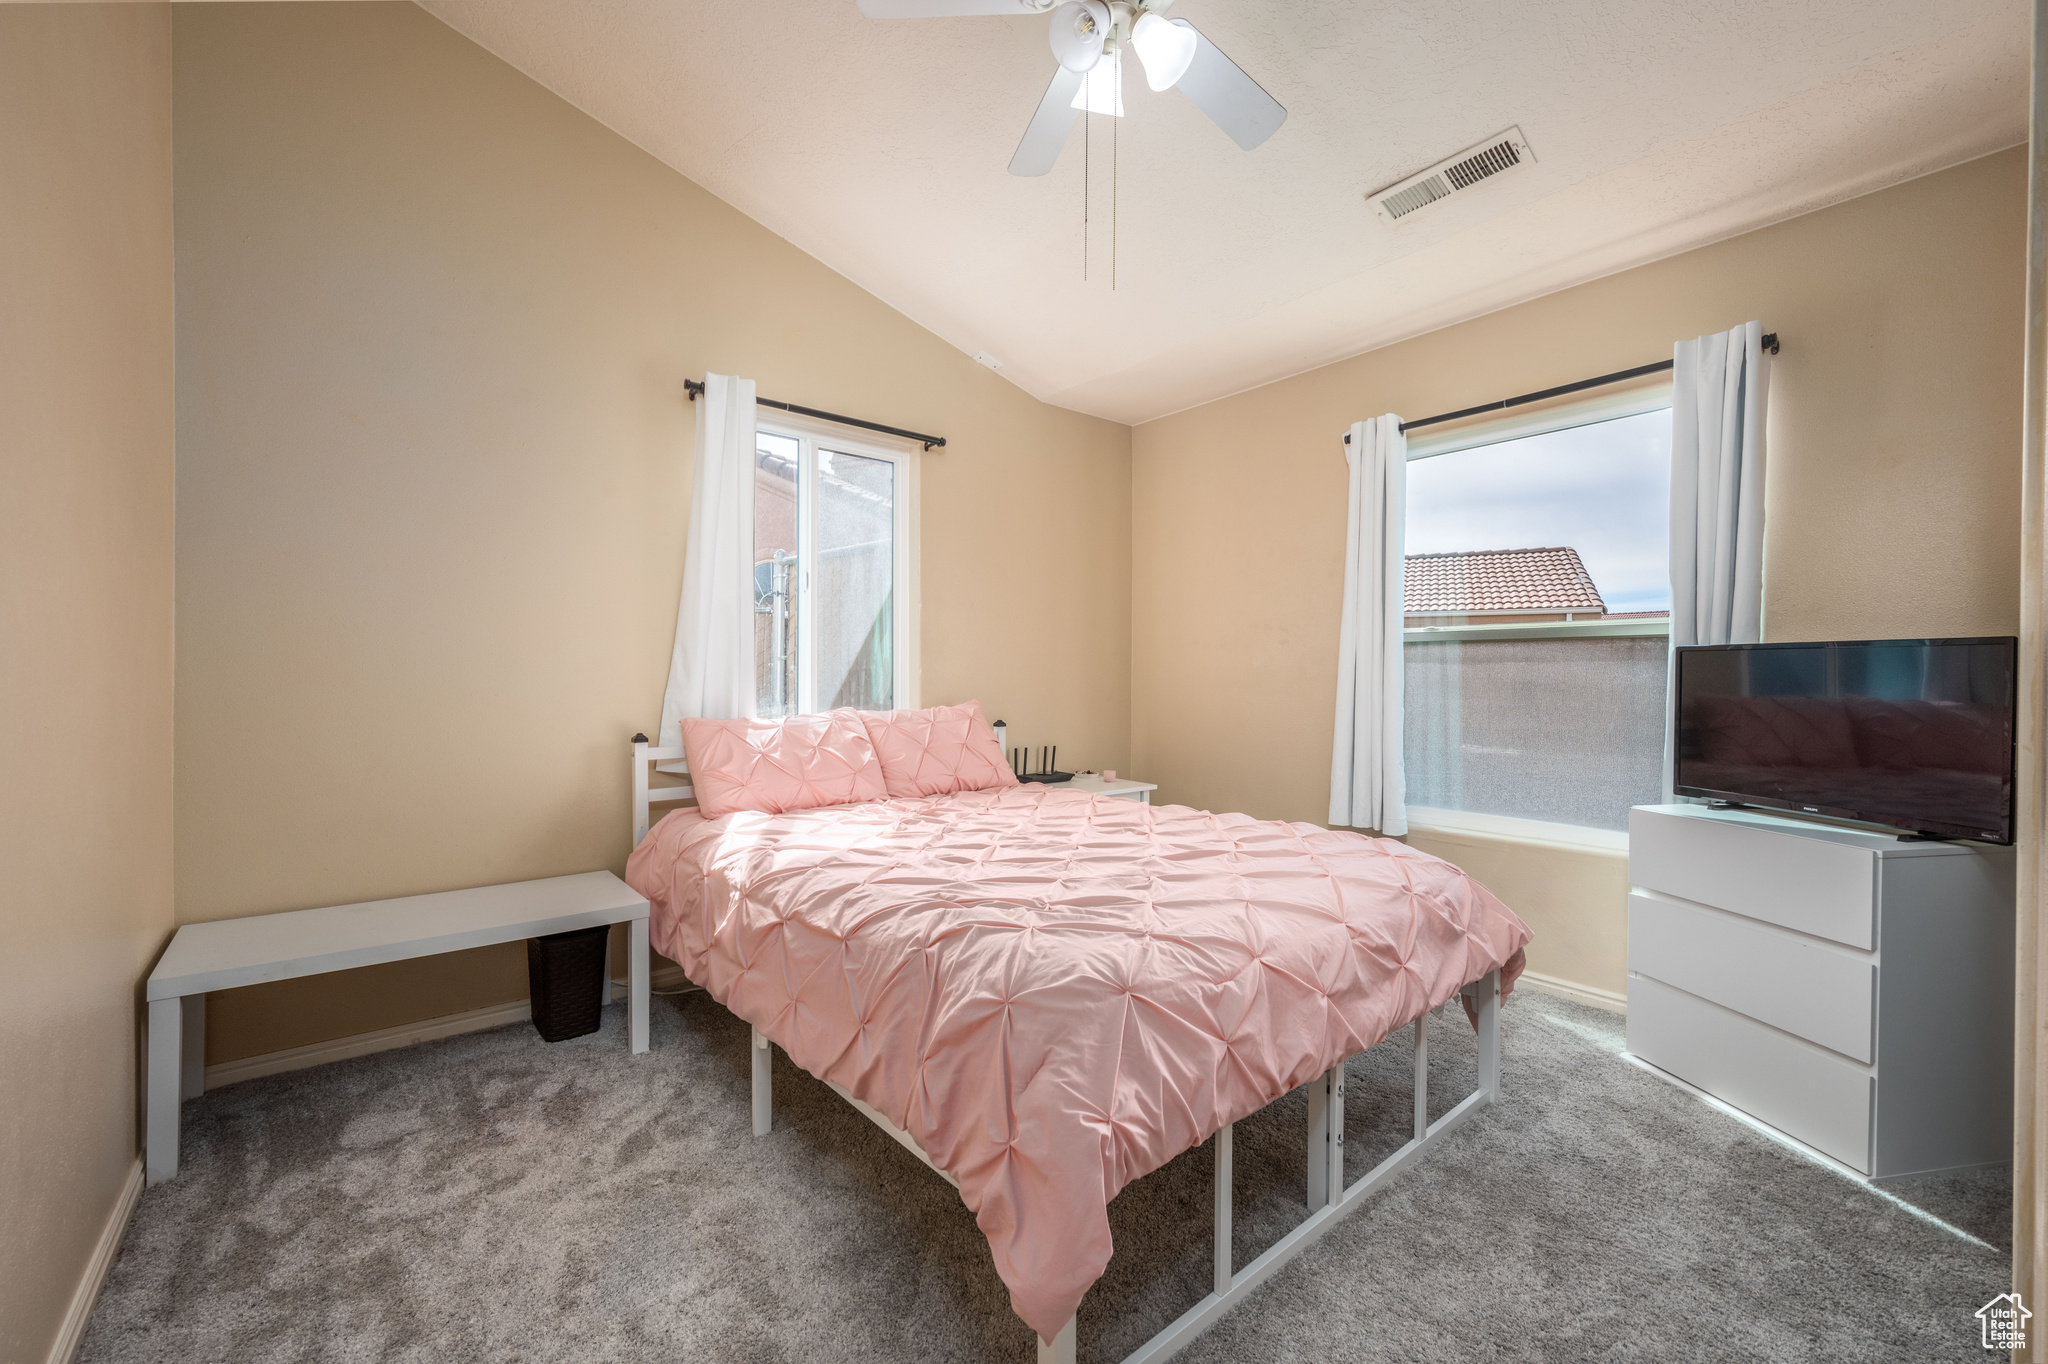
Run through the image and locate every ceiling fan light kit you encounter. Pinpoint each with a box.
[1049,0,1110,72]
[1129,12,1196,91]
[856,0,1283,175]
[1070,57,1126,118]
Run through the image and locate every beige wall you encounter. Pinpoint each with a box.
[1402,832,1631,999]
[1132,148,2025,998]
[0,5,176,1360]
[172,2,1131,1063]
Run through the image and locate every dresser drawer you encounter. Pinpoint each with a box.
[1630,808,1876,949]
[1627,974,1874,1171]
[1629,892,1875,1062]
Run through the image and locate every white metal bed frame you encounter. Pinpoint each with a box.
[631,734,1502,1364]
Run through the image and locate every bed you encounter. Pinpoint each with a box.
[624,714,1529,1364]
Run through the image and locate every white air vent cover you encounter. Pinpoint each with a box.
[1369,127,1535,224]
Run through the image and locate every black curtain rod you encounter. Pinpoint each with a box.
[685,378,946,451]
[1343,333,1779,443]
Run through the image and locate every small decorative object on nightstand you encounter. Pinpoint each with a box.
[1100,770,1116,782]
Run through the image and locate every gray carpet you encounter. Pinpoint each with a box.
[81,989,2010,1363]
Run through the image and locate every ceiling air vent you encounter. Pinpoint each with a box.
[1369,127,1535,224]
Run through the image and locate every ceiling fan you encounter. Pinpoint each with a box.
[854,0,1286,176]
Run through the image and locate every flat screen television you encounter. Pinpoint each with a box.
[1673,637,2017,845]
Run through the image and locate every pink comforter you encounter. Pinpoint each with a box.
[624,784,1530,1340]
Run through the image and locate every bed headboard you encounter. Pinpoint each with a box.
[631,734,692,847]
[631,719,1009,847]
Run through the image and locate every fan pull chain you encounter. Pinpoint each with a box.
[1112,49,1118,291]
[1082,94,1090,282]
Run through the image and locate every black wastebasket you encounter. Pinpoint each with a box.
[527,925,608,1042]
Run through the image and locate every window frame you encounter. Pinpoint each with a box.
[1405,616,1670,644]
[1402,378,1673,461]
[1402,380,1674,645]
[754,408,920,716]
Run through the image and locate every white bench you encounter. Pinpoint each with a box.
[144,870,651,1185]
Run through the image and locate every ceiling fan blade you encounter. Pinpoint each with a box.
[857,0,1040,16]
[1008,65,1085,176]
[1169,19,1286,151]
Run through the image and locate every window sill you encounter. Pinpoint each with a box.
[1404,806,1629,855]
[1405,618,1670,643]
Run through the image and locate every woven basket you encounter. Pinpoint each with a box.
[527,925,608,1043]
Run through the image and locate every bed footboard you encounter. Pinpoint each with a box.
[751,1026,772,1137]
[748,966,1505,1364]
[1108,966,1500,1364]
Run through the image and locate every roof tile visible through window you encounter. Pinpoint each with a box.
[1404,547,1606,614]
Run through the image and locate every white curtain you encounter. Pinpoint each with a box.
[659,373,757,756]
[1329,415,1407,835]
[1666,321,1770,792]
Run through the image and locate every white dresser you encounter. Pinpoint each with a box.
[1625,803,2013,1179]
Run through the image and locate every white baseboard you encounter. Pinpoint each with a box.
[204,1000,533,1090]
[203,963,697,1090]
[1517,969,1627,1014]
[47,1156,143,1364]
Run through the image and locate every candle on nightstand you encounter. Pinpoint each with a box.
[1101,770,1116,783]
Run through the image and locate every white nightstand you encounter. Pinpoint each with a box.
[1058,774,1157,803]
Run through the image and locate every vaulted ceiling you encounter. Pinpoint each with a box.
[417,0,2028,425]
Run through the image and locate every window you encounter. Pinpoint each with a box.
[1403,403,1672,831]
[753,421,914,718]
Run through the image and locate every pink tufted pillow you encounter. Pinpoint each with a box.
[858,701,1020,799]
[680,710,889,819]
